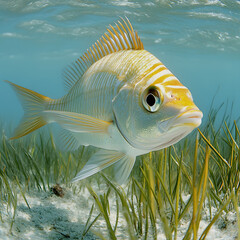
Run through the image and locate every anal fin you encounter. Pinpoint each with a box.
[113,155,136,184]
[71,149,135,184]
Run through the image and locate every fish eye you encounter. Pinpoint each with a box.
[142,87,161,112]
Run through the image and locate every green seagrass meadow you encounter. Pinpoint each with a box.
[1,106,240,239]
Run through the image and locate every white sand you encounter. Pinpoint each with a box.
[0,187,238,239]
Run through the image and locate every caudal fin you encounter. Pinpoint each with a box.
[6,81,51,140]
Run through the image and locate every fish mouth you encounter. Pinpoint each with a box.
[178,108,203,118]
[175,108,203,128]
[157,108,203,133]
[154,108,203,150]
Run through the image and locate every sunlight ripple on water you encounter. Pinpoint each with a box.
[1,0,240,51]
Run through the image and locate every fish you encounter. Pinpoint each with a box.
[7,17,203,184]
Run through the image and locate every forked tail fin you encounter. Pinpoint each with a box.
[6,81,51,140]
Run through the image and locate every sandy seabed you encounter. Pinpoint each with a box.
[0,186,238,240]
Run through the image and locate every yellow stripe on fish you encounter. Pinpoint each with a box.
[7,17,203,185]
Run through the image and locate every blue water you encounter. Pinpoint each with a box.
[1,0,240,126]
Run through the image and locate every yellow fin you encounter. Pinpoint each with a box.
[44,110,111,134]
[6,81,50,140]
[63,17,144,90]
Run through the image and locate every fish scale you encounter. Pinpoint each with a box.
[49,50,158,120]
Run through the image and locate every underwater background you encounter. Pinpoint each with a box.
[0,0,240,127]
[1,2,240,239]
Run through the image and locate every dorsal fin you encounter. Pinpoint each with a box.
[63,17,144,90]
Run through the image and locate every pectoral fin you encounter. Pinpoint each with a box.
[44,110,111,134]
[71,149,136,184]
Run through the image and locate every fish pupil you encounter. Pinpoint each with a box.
[146,94,155,107]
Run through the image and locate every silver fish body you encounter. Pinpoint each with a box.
[7,18,203,184]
